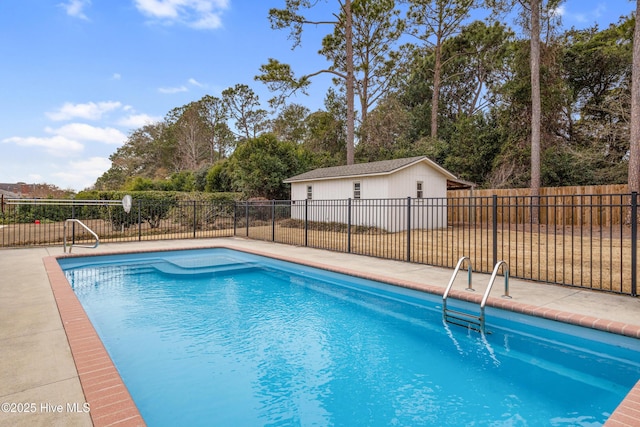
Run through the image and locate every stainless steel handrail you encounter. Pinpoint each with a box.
[442,256,473,313]
[479,260,511,331]
[443,258,511,333]
[63,219,99,253]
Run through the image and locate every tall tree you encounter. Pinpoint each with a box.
[319,0,404,145]
[303,88,348,165]
[258,0,401,165]
[561,18,634,184]
[228,133,305,199]
[199,95,234,163]
[270,103,310,143]
[439,20,514,118]
[356,93,412,161]
[221,84,269,141]
[630,1,640,193]
[165,102,209,171]
[487,0,562,207]
[258,0,355,164]
[403,0,476,139]
[530,0,541,218]
[95,121,174,189]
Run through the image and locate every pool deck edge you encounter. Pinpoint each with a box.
[41,239,640,426]
[44,256,145,427]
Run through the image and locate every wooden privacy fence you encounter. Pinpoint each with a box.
[448,184,631,227]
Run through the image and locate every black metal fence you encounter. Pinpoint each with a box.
[1,193,637,296]
[236,194,638,296]
[0,199,235,247]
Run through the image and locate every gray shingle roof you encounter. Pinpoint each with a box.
[284,156,458,183]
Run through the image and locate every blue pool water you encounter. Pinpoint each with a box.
[59,248,640,426]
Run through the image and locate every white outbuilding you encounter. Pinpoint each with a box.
[283,156,470,231]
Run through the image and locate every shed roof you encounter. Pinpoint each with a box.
[284,156,462,184]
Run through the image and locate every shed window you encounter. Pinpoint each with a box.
[353,181,361,199]
[416,181,424,198]
[306,185,313,200]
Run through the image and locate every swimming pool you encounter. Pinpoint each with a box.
[59,248,640,426]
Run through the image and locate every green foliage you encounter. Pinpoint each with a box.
[222,84,269,140]
[439,113,503,185]
[228,133,306,200]
[1,200,74,224]
[77,190,177,229]
[88,11,635,193]
[205,161,233,193]
[170,192,241,230]
[270,103,310,143]
[541,146,594,187]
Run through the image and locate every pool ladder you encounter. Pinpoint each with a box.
[442,257,511,334]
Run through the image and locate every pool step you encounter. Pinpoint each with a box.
[94,260,261,278]
[150,261,260,277]
[443,308,483,332]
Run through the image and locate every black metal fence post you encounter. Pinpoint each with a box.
[271,201,276,242]
[304,198,308,247]
[347,198,352,253]
[632,192,637,297]
[492,195,498,267]
[137,200,142,241]
[71,200,76,245]
[406,197,412,262]
[193,200,197,238]
[245,202,249,237]
[233,202,237,236]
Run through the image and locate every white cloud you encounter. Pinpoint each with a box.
[45,123,127,145]
[59,0,91,20]
[118,113,163,128]
[189,78,204,87]
[2,135,84,156]
[158,85,188,94]
[158,78,206,94]
[53,157,112,191]
[134,0,229,29]
[46,101,123,121]
[28,173,44,182]
[112,73,122,80]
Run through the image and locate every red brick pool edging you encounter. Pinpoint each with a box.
[44,245,640,426]
[44,256,145,427]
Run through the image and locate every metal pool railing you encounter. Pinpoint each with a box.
[63,219,99,253]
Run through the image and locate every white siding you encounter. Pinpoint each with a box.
[288,161,449,230]
[388,163,448,199]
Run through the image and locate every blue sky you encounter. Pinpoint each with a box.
[0,0,635,192]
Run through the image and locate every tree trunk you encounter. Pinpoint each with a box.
[530,0,541,224]
[431,38,442,140]
[629,0,640,194]
[345,0,356,165]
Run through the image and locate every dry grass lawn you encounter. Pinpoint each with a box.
[242,223,636,294]
[2,219,635,294]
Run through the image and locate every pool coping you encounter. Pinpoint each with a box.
[45,244,640,427]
